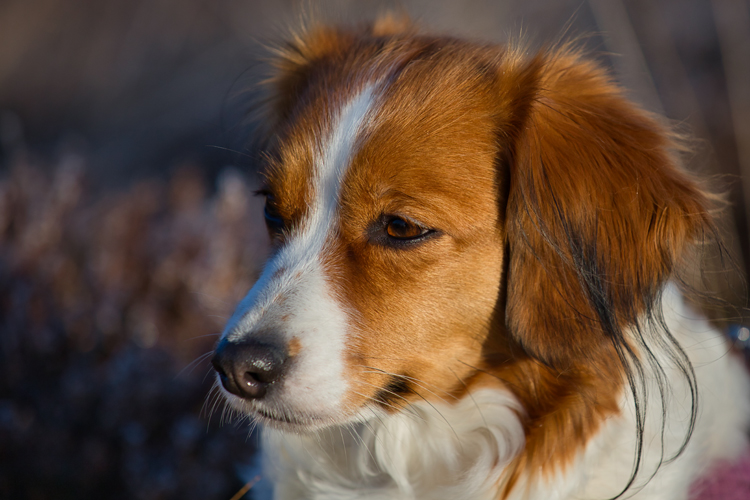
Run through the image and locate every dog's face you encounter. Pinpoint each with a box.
[212,21,712,438]
[214,38,507,431]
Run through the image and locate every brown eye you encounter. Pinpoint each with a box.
[386,217,428,240]
[369,214,438,248]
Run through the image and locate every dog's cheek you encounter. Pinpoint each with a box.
[331,234,505,405]
[410,239,506,383]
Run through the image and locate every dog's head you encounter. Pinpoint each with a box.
[211,18,712,447]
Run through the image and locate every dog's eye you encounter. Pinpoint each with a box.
[373,215,437,248]
[263,196,285,234]
[386,217,427,240]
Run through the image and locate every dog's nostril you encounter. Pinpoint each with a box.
[245,356,280,384]
[212,339,286,400]
[241,369,272,391]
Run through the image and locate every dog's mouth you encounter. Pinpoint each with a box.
[244,396,381,433]
[254,407,308,425]
[247,404,343,433]
[214,373,358,433]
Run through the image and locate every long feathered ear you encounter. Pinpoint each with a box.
[504,51,714,368]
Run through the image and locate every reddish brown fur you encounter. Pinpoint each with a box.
[259,18,713,497]
[505,54,712,367]
[287,337,302,357]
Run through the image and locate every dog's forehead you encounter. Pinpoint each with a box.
[263,79,371,207]
[265,56,502,226]
[348,69,501,210]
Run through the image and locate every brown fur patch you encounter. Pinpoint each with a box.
[287,337,302,357]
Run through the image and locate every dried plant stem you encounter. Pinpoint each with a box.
[229,475,262,500]
[587,0,664,114]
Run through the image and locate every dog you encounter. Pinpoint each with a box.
[211,17,750,500]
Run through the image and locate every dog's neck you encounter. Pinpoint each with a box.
[262,386,527,500]
[255,285,738,500]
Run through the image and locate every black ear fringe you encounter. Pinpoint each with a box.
[575,221,745,499]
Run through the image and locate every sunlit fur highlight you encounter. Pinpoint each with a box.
[213,16,750,500]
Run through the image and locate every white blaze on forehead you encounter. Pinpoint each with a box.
[221,84,378,417]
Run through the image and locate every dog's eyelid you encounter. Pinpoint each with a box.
[254,187,274,199]
[384,211,428,225]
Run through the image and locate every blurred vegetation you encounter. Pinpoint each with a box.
[0,150,267,498]
[0,0,749,499]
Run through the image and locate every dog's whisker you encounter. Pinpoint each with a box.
[447,365,489,430]
[350,380,428,424]
[351,379,410,404]
[349,390,406,432]
[220,400,230,427]
[202,364,218,384]
[356,365,457,404]
[176,350,215,378]
[337,425,349,465]
[355,365,452,394]
[379,382,460,444]
[209,389,226,428]
[347,408,382,467]
[184,332,223,341]
[202,381,223,429]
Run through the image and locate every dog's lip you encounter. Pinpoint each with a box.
[217,381,338,431]
[250,405,368,433]
[254,406,320,427]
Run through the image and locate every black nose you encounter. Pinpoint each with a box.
[211,339,287,400]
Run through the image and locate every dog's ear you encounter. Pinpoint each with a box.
[503,52,714,367]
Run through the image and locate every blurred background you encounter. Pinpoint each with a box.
[1,0,749,499]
